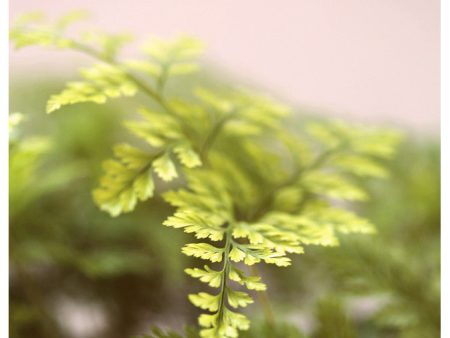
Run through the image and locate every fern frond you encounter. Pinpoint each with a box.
[185,266,222,288]
[47,63,138,113]
[10,11,84,49]
[162,119,400,337]
[12,13,403,337]
[92,144,154,216]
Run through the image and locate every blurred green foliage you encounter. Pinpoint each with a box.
[10,74,440,338]
[266,138,440,338]
[313,297,356,338]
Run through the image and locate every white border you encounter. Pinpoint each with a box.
[441,0,448,335]
[1,0,9,336]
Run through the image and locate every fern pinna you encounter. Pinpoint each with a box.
[11,12,401,338]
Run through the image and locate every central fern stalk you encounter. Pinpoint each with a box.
[216,226,233,327]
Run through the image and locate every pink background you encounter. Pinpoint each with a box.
[10,0,440,133]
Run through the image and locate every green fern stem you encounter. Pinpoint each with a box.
[249,143,345,221]
[216,225,233,327]
[200,113,236,163]
[250,265,275,327]
[156,61,170,95]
